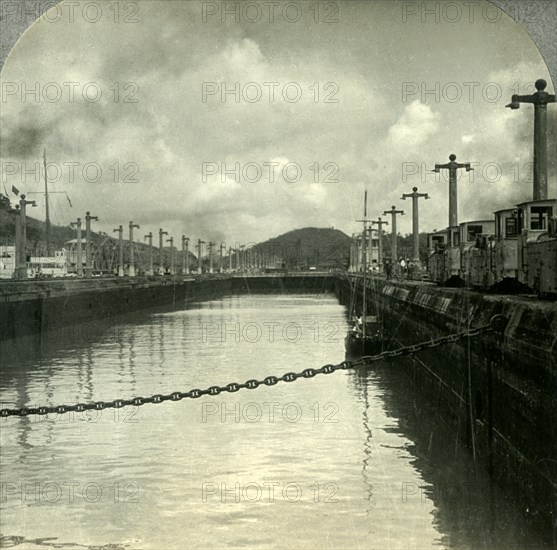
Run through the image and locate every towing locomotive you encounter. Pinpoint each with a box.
[427,198,557,298]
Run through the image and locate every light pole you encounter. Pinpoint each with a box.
[383,206,404,263]
[12,206,22,279]
[128,221,140,277]
[71,217,84,277]
[506,79,556,200]
[159,228,168,275]
[15,195,36,279]
[85,211,98,277]
[431,154,473,228]
[208,242,215,274]
[220,243,225,273]
[197,239,205,274]
[167,237,174,275]
[144,232,153,275]
[182,236,190,274]
[401,187,429,265]
[371,218,388,272]
[113,225,124,277]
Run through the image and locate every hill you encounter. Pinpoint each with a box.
[254,227,351,270]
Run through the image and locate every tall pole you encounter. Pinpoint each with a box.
[144,232,153,275]
[208,242,215,273]
[431,154,473,228]
[507,79,556,200]
[43,149,51,256]
[71,217,83,277]
[16,195,36,279]
[182,236,189,274]
[85,211,98,278]
[113,225,124,277]
[371,218,388,271]
[401,187,429,263]
[12,206,23,279]
[128,221,139,276]
[197,239,204,274]
[167,237,174,275]
[220,243,225,273]
[229,247,233,272]
[159,228,168,275]
[383,206,404,262]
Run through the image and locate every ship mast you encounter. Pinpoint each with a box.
[43,149,51,256]
[360,190,368,340]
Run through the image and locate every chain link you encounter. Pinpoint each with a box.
[0,315,506,419]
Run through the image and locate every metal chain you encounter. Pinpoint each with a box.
[0,315,507,419]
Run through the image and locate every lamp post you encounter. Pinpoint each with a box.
[371,217,388,272]
[85,211,98,277]
[182,236,190,274]
[383,206,404,262]
[144,232,153,275]
[197,239,205,274]
[431,154,473,228]
[12,206,22,279]
[220,243,225,273]
[113,225,124,277]
[208,242,215,274]
[401,187,429,264]
[159,228,168,275]
[506,79,556,200]
[167,237,174,275]
[71,217,84,277]
[15,195,36,279]
[128,221,140,277]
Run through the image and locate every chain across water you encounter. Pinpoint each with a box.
[0,315,507,419]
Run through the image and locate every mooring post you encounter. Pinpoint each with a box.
[506,79,556,200]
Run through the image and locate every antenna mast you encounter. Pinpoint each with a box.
[43,149,51,256]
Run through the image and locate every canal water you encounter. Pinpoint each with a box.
[0,293,549,549]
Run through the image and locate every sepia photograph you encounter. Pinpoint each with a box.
[0,1,556,548]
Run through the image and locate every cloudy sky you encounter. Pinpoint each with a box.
[0,0,555,245]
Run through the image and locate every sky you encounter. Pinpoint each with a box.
[0,0,555,246]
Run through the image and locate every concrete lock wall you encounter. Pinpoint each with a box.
[333,276,557,533]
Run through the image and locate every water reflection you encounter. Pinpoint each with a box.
[0,293,551,549]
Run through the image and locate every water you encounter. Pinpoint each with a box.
[0,293,549,549]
